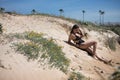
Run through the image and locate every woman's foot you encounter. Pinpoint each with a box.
[92,55,98,60]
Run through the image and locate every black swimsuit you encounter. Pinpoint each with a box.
[74,35,85,45]
[73,34,93,56]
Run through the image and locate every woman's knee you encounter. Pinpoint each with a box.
[92,41,97,45]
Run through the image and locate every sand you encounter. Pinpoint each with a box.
[0,13,120,80]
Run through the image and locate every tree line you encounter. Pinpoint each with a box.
[0,7,106,25]
[31,9,105,25]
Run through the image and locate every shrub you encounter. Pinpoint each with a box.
[14,42,40,60]
[68,72,87,80]
[117,37,120,45]
[106,24,120,36]
[14,31,70,73]
[109,66,120,80]
[105,37,116,51]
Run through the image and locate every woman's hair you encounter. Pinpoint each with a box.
[70,24,79,34]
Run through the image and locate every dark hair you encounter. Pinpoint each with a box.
[70,24,79,34]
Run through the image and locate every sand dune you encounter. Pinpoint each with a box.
[0,13,120,80]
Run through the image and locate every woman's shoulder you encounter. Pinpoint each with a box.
[69,33,76,39]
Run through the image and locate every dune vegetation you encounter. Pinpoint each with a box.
[5,31,70,73]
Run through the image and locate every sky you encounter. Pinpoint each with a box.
[0,0,120,23]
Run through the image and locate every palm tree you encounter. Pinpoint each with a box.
[82,10,85,22]
[0,8,5,13]
[101,11,105,25]
[99,10,102,25]
[99,10,105,25]
[59,9,64,16]
[31,9,36,14]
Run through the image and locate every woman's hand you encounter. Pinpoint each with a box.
[78,29,84,38]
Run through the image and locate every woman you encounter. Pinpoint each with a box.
[68,24,97,57]
[68,24,111,64]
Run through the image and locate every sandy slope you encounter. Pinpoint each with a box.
[0,13,120,80]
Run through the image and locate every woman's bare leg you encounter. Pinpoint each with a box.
[85,48,110,64]
[78,42,111,64]
[93,41,97,57]
[85,48,94,56]
[86,48,98,58]
[79,41,97,55]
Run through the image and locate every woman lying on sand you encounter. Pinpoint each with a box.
[68,24,111,64]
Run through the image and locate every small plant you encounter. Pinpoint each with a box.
[14,42,40,60]
[109,66,120,80]
[0,23,3,34]
[105,37,116,51]
[68,72,87,80]
[13,33,25,39]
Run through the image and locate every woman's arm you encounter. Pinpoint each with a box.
[77,29,84,38]
[68,34,77,46]
[68,35,72,43]
[68,34,75,44]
